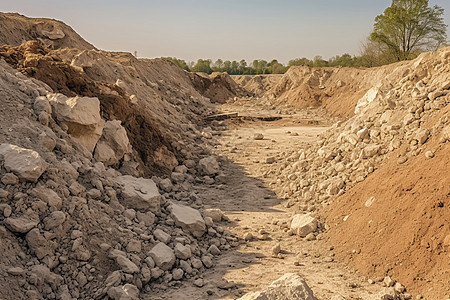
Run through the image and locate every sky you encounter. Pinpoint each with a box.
[1,0,449,64]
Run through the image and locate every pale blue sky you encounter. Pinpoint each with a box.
[1,0,449,63]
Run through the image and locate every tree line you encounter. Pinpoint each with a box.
[165,0,447,75]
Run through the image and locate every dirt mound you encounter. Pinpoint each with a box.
[232,74,282,98]
[189,71,252,103]
[325,116,450,299]
[0,12,95,50]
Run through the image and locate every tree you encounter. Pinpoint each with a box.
[191,59,212,73]
[371,0,447,61]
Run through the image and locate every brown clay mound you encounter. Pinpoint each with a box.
[325,128,450,298]
[0,41,177,175]
[0,12,95,50]
[232,74,282,98]
[189,71,251,103]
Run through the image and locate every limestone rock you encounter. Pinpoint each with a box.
[203,208,224,223]
[170,202,206,237]
[148,242,175,271]
[5,216,39,233]
[198,156,220,175]
[0,144,47,182]
[115,175,161,212]
[47,93,105,152]
[238,273,316,300]
[290,214,318,238]
[94,120,132,166]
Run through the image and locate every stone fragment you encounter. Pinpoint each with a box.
[159,178,173,192]
[208,244,221,256]
[154,229,171,244]
[198,156,220,175]
[29,264,63,291]
[170,202,206,237]
[174,243,192,260]
[172,268,184,280]
[30,187,62,210]
[238,273,316,300]
[7,267,25,276]
[383,276,394,287]
[94,120,132,166]
[203,208,224,222]
[107,284,139,300]
[290,214,318,238]
[1,173,19,185]
[115,175,161,212]
[148,242,175,271]
[254,133,264,140]
[26,228,56,259]
[0,144,47,182]
[272,243,281,256]
[115,255,139,274]
[5,216,39,233]
[44,211,66,230]
[425,151,435,158]
[201,256,213,268]
[126,239,142,253]
[415,129,429,145]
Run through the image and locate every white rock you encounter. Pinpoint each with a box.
[115,175,161,212]
[47,93,105,152]
[203,208,224,222]
[198,156,220,175]
[238,273,316,300]
[148,242,175,271]
[94,120,132,166]
[170,202,206,237]
[0,144,47,182]
[290,214,318,238]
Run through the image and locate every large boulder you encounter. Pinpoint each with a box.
[198,156,220,175]
[239,273,316,300]
[115,175,161,212]
[94,120,132,166]
[47,93,105,152]
[170,202,206,237]
[148,242,175,271]
[0,144,47,182]
[290,214,318,238]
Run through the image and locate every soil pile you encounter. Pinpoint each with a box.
[0,13,95,50]
[255,47,450,298]
[232,74,282,98]
[189,71,252,103]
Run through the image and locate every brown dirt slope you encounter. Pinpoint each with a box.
[0,12,95,50]
[232,74,282,98]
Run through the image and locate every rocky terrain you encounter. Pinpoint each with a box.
[0,12,448,300]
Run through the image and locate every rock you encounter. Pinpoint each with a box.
[7,267,25,276]
[425,151,435,158]
[290,214,318,238]
[94,120,132,166]
[107,284,139,300]
[44,211,66,230]
[159,178,173,192]
[365,196,376,207]
[243,232,253,241]
[201,256,213,268]
[148,242,175,271]
[208,244,221,256]
[238,273,316,300]
[0,144,47,182]
[394,282,405,293]
[126,240,142,253]
[254,133,264,140]
[115,175,161,212]
[191,257,203,269]
[383,276,395,287]
[441,125,450,142]
[198,156,220,175]
[154,229,171,244]
[415,129,429,145]
[151,267,164,279]
[170,202,206,237]
[266,157,276,164]
[30,187,62,210]
[172,268,184,280]
[34,96,51,114]
[29,264,63,291]
[272,243,281,256]
[47,93,105,152]
[69,182,86,196]
[136,211,155,226]
[0,188,8,199]
[4,216,39,233]
[193,278,204,287]
[174,243,192,260]
[361,144,381,158]
[26,228,55,259]
[1,173,19,185]
[115,255,139,274]
[203,208,224,222]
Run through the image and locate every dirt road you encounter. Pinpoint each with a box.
[151,109,389,300]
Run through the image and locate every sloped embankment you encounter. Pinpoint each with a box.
[232,74,283,98]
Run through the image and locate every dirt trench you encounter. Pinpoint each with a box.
[148,106,389,300]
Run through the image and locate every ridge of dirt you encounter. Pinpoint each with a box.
[231,74,283,98]
[0,12,95,50]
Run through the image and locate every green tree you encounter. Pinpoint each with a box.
[164,57,190,71]
[371,0,447,61]
[212,59,224,72]
[191,59,212,73]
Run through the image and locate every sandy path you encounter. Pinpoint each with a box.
[151,115,387,300]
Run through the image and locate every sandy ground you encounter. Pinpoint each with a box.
[150,109,390,300]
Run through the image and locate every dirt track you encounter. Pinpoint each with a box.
[153,108,390,299]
